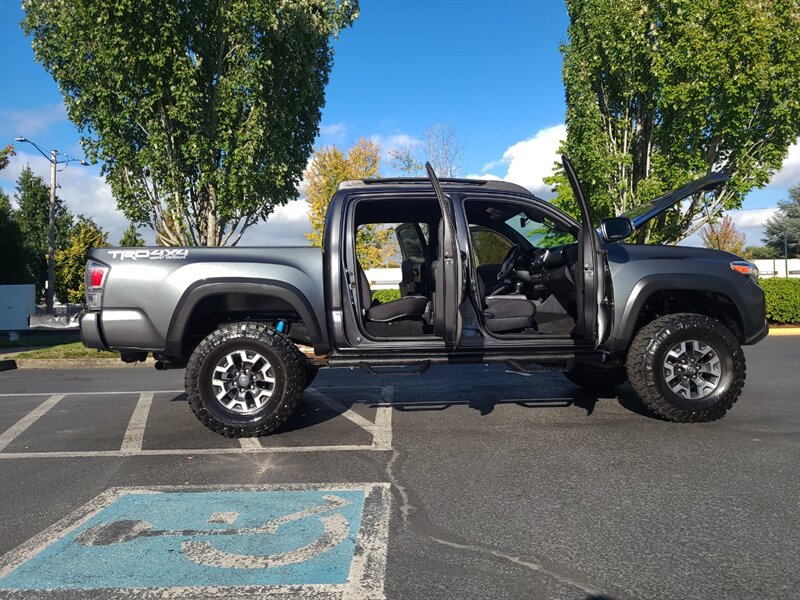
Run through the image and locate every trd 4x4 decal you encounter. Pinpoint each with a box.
[107,249,189,260]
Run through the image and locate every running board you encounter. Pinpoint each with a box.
[505,358,571,374]
[358,360,431,376]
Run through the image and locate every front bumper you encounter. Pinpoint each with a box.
[79,312,108,350]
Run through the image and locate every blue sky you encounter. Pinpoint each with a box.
[1,0,797,246]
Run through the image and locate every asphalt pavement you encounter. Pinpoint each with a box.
[0,337,797,599]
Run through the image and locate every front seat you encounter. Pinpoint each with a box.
[479,279,536,333]
[358,264,428,322]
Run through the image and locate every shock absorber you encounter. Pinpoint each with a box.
[275,319,287,334]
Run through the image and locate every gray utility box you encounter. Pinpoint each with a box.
[0,285,36,335]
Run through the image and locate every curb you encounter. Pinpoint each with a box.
[14,358,157,370]
[0,359,18,372]
[768,327,800,336]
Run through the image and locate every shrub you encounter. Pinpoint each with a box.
[760,278,800,324]
[372,289,401,304]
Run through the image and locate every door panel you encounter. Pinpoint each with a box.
[561,155,609,345]
[425,163,464,348]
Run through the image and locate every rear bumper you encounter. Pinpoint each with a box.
[79,312,108,350]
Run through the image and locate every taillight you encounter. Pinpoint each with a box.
[85,260,109,309]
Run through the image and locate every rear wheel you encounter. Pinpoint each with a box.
[626,313,745,422]
[185,322,304,437]
[563,362,628,390]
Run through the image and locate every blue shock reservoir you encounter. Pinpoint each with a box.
[276,320,287,333]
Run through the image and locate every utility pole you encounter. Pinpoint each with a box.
[47,149,57,312]
[785,231,789,279]
[14,137,88,313]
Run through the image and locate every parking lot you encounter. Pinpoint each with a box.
[0,337,798,599]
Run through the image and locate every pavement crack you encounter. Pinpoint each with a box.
[384,446,622,599]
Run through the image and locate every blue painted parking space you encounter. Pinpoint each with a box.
[0,484,390,599]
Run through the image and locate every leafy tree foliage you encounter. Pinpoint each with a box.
[304,138,393,268]
[0,145,15,171]
[699,214,745,256]
[55,216,110,304]
[119,223,146,247]
[23,0,358,247]
[549,0,800,244]
[744,245,779,260]
[13,166,74,299]
[0,190,31,285]
[763,183,800,257]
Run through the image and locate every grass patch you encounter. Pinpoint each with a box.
[13,342,119,360]
[0,333,80,349]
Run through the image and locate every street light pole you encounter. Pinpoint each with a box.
[47,149,57,313]
[13,137,88,314]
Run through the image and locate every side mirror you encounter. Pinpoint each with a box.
[600,217,634,242]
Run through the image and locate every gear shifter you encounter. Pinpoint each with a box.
[514,281,524,294]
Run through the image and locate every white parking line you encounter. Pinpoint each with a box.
[239,437,262,449]
[0,390,184,398]
[0,394,65,452]
[0,445,387,459]
[120,392,154,452]
[373,386,394,449]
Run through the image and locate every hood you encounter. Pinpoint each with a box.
[621,172,730,229]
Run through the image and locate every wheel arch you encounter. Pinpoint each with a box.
[166,279,330,358]
[610,274,746,352]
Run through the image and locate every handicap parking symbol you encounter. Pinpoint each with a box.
[0,484,390,599]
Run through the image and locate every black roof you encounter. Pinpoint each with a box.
[338,177,533,196]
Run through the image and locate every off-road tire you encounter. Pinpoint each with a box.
[626,313,745,422]
[292,345,320,388]
[563,362,628,390]
[185,321,304,437]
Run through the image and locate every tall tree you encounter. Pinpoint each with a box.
[699,214,746,256]
[12,166,74,299]
[304,138,392,267]
[23,0,358,247]
[0,145,14,171]
[119,223,146,247]
[55,216,110,303]
[550,0,800,244]
[0,190,30,285]
[763,183,800,257]
[387,122,463,177]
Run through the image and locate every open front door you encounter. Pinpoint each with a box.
[425,162,464,349]
[561,155,609,345]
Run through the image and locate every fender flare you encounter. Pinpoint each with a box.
[609,273,745,352]
[165,278,330,356]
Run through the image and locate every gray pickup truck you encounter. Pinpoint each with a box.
[81,157,768,436]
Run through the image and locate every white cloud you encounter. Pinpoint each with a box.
[0,151,137,245]
[2,103,68,137]
[680,207,777,248]
[768,139,800,188]
[238,199,311,246]
[317,122,347,144]
[369,133,424,162]
[475,124,566,198]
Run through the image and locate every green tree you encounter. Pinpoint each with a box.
[549,0,800,244]
[23,0,358,247]
[304,138,392,268]
[699,214,745,256]
[54,216,110,303]
[0,145,15,171]
[12,166,74,299]
[0,190,31,285]
[763,183,800,257]
[743,245,778,260]
[119,223,146,247]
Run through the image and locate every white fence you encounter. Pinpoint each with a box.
[754,258,800,279]
[363,268,402,290]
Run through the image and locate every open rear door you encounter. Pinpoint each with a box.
[425,162,464,349]
[561,155,609,345]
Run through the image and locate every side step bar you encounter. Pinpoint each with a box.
[358,360,431,376]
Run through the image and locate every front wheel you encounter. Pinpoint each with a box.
[626,313,745,422]
[185,322,304,437]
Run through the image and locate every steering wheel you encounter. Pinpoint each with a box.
[496,244,521,280]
